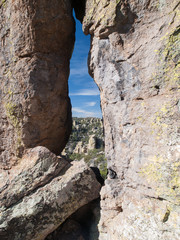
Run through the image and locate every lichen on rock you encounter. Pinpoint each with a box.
[0,0,180,239]
[0,147,101,240]
[82,0,180,239]
[152,24,180,90]
[0,0,75,168]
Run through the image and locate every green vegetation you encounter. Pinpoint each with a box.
[65,117,104,151]
[64,117,107,179]
[99,161,107,180]
[0,0,7,8]
[69,149,107,179]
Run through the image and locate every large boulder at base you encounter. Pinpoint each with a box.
[0,146,101,240]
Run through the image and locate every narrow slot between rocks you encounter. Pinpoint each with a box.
[62,13,107,182]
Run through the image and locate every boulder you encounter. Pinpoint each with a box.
[0,147,101,240]
[73,141,86,154]
[88,135,97,150]
[0,0,74,168]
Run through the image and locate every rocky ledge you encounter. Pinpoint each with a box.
[0,147,101,240]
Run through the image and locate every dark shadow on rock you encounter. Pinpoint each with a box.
[90,167,104,186]
[72,0,86,23]
[45,198,100,240]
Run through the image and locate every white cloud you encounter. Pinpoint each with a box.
[72,107,94,117]
[70,89,100,96]
[70,67,88,77]
[72,107,101,118]
[85,101,96,107]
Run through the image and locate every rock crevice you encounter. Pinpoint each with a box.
[0,0,180,239]
[0,1,101,239]
[0,147,101,240]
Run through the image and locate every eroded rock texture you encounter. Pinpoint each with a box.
[83,0,180,239]
[46,199,100,240]
[0,0,180,239]
[0,1,102,239]
[0,147,101,240]
[0,0,74,168]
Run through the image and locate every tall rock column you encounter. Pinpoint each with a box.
[83,0,180,239]
[0,0,74,169]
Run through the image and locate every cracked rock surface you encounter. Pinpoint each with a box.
[0,1,101,240]
[0,0,74,168]
[82,0,180,239]
[0,147,101,240]
[0,0,180,239]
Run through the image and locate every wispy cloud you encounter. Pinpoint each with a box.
[70,89,99,96]
[70,66,88,77]
[70,55,89,77]
[72,107,94,117]
[72,107,101,118]
[85,101,96,107]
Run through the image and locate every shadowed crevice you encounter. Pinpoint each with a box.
[72,0,86,22]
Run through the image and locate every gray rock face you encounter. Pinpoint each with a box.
[0,0,74,168]
[82,0,180,239]
[0,147,101,240]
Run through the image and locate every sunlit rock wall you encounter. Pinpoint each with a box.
[0,1,102,240]
[0,0,74,168]
[83,0,180,239]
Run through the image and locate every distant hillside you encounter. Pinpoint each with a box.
[62,117,107,179]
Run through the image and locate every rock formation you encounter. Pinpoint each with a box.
[0,0,74,168]
[82,0,180,239]
[0,1,101,240]
[0,0,180,239]
[88,135,97,150]
[64,117,104,156]
[73,141,86,154]
[0,147,101,240]
[63,117,106,180]
[45,199,100,240]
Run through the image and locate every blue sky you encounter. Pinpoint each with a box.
[69,18,102,118]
